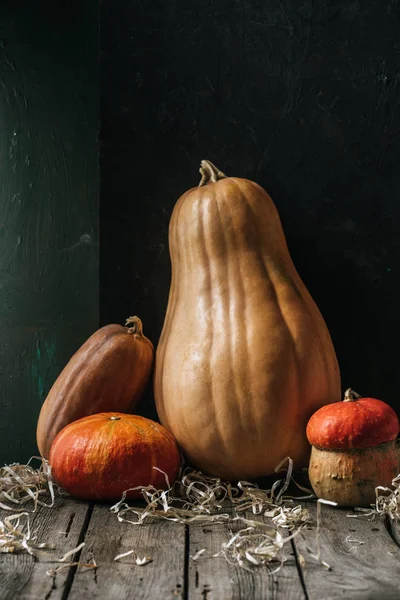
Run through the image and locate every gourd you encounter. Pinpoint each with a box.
[307,388,400,507]
[37,317,154,459]
[154,160,341,480]
[49,413,181,501]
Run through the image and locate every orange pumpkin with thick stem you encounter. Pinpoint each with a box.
[154,159,341,480]
[37,317,154,459]
[307,388,400,507]
[49,413,181,501]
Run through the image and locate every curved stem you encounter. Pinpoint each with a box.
[343,388,362,402]
[198,160,227,187]
[125,316,144,337]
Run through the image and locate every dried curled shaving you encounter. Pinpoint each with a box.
[266,503,310,529]
[0,459,92,563]
[57,542,86,562]
[110,458,313,572]
[0,457,54,512]
[374,474,400,518]
[190,548,206,561]
[46,560,97,577]
[114,549,136,561]
[215,525,298,572]
[345,473,400,522]
[0,455,328,571]
[114,549,152,565]
[136,556,152,565]
[46,543,96,576]
[314,499,337,569]
[0,512,52,555]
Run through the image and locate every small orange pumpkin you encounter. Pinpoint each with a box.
[307,388,400,507]
[49,413,181,501]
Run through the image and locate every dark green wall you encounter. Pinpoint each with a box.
[0,3,98,463]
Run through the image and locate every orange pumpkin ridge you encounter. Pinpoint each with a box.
[306,387,399,450]
[37,317,154,459]
[49,413,181,501]
[154,160,341,480]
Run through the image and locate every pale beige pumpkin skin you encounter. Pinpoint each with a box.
[154,161,341,480]
[309,443,399,507]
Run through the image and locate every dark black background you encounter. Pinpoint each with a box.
[100,0,400,415]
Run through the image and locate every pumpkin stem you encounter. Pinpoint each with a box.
[125,316,144,337]
[198,160,227,186]
[343,388,362,402]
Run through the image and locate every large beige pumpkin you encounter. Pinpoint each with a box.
[154,160,341,480]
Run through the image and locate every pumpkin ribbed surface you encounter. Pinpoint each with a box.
[154,161,341,480]
[306,390,399,450]
[37,318,154,459]
[49,413,181,501]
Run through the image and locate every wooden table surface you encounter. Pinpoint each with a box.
[0,494,399,600]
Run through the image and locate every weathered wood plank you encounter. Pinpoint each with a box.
[188,512,305,600]
[2,497,399,599]
[293,503,400,600]
[0,496,91,600]
[68,502,186,599]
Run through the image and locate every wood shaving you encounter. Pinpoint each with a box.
[110,458,313,572]
[297,553,306,567]
[114,549,137,561]
[46,560,96,577]
[135,556,152,565]
[312,498,336,569]
[214,526,292,573]
[345,534,364,544]
[0,460,94,565]
[114,550,152,565]
[190,548,206,561]
[0,512,53,555]
[345,534,365,554]
[374,474,400,518]
[0,457,55,512]
[8,454,397,573]
[57,542,85,562]
[346,473,400,522]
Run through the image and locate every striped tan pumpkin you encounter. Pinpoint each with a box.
[37,317,154,459]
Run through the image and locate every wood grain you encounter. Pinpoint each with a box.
[0,496,91,600]
[1,497,400,598]
[188,510,305,600]
[294,503,400,600]
[68,502,186,600]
